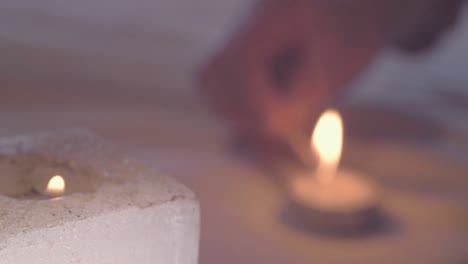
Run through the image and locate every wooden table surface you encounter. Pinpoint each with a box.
[0,1,467,263]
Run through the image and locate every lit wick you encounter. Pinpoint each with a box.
[288,109,380,233]
[46,175,66,197]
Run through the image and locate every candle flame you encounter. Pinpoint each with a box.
[46,175,66,196]
[311,109,343,183]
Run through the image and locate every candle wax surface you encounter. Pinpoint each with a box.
[290,170,378,213]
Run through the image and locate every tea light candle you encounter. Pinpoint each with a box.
[0,153,102,199]
[288,110,380,232]
[0,130,199,264]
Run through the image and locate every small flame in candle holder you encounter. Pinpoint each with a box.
[287,108,381,235]
[46,175,66,197]
[311,109,343,184]
[0,153,102,200]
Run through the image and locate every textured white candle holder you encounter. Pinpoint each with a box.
[0,129,200,264]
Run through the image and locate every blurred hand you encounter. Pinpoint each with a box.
[199,0,463,154]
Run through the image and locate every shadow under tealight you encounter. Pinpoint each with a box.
[279,203,399,239]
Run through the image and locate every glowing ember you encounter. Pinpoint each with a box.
[311,109,343,183]
[46,175,66,196]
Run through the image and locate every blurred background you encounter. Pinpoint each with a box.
[0,1,467,263]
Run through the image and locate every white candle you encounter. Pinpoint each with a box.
[0,130,200,264]
[288,110,380,233]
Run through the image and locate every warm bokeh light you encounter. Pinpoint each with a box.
[311,109,343,182]
[46,175,66,196]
